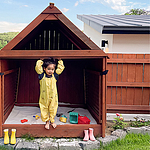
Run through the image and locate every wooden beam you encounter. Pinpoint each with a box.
[2,75,4,124]
[107,109,150,114]
[44,14,58,20]
[107,82,150,87]
[99,71,101,124]
[2,124,101,138]
[101,57,107,138]
[0,50,108,59]
[107,104,150,111]
[107,59,150,64]
[3,68,18,76]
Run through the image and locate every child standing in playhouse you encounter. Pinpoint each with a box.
[35,58,65,129]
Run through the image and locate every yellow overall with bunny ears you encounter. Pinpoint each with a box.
[35,60,65,123]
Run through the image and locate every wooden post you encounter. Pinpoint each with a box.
[102,57,107,137]
[0,60,2,137]
[83,69,87,105]
[2,75,4,124]
[99,72,102,124]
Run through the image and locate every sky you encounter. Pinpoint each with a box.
[0,0,149,33]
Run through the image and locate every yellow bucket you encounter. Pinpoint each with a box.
[59,115,67,123]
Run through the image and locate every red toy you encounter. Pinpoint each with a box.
[21,119,28,123]
[78,115,91,124]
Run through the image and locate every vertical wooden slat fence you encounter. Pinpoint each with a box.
[1,69,18,123]
[85,69,102,124]
[85,68,106,137]
[107,54,150,114]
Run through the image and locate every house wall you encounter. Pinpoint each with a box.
[84,24,113,52]
[84,24,150,54]
[113,34,150,54]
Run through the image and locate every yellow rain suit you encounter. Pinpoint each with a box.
[35,60,65,123]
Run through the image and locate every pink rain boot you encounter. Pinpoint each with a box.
[89,128,96,141]
[83,130,89,141]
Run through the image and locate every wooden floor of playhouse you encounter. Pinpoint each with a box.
[4,106,97,125]
[2,106,101,138]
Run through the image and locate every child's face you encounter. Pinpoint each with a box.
[44,64,55,76]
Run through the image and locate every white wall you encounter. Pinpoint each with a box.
[113,34,150,54]
[84,23,150,54]
[84,24,113,52]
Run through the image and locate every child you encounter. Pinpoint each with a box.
[35,58,65,129]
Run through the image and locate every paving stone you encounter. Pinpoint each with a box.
[0,138,4,145]
[59,141,82,150]
[15,141,39,150]
[78,140,100,150]
[40,142,58,150]
[56,138,73,143]
[144,126,150,135]
[56,138,82,143]
[97,135,118,145]
[34,138,54,144]
[111,129,127,139]
[126,127,145,134]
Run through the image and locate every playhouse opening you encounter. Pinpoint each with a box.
[3,58,103,125]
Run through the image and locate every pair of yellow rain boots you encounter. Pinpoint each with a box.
[3,129,16,145]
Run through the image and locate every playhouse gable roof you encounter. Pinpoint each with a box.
[2,3,101,51]
[0,3,108,59]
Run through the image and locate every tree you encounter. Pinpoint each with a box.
[0,32,19,50]
[124,9,150,15]
[0,41,3,49]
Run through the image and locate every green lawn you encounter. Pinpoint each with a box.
[99,133,150,150]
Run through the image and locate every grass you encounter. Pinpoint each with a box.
[98,133,150,150]
[21,133,35,141]
[0,145,13,150]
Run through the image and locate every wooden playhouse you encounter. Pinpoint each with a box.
[0,3,108,138]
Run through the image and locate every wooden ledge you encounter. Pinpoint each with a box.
[107,59,150,64]
[2,124,102,137]
[0,50,108,59]
[107,82,150,87]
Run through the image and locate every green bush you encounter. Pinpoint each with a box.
[130,116,150,127]
[112,113,127,130]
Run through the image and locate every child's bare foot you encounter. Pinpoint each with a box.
[45,121,49,129]
[51,123,57,128]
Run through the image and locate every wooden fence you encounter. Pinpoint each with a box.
[106,54,150,114]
